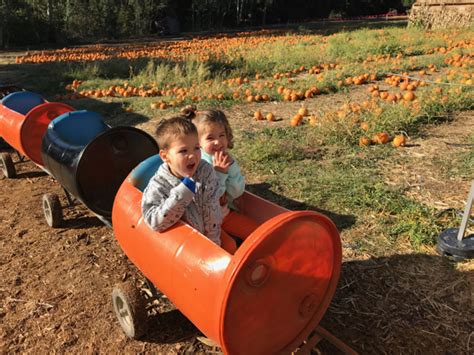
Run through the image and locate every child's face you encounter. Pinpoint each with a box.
[199,123,228,156]
[160,133,201,179]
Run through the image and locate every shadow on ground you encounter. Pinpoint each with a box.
[319,253,472,354]
[143,310,199,344]
[247,182,356,231]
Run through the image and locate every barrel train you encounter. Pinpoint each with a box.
[0,84,354,354]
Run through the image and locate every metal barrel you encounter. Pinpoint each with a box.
[1,91,44,115]
[42,110,158,218]
[113,155,342,354]
[0,91,73,161]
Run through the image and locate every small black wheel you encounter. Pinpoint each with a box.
[0,152,16,178]
[112,282,148,339]
[42,193,63,228]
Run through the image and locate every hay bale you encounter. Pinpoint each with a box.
[409,1,474,29]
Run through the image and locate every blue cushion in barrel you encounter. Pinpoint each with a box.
[130,154,163,192]
[2,91,45,115]
[50,110,109,146]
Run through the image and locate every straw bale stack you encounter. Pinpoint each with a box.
[409,0,474,29]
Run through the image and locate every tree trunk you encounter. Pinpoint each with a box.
[47,0,54,42]
[262,3,267,25]
[236,0,245,25]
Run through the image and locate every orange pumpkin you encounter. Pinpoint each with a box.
[290,114,303,126]
[254,110,264,121]
[266,112,276,121]
[308,115,318,126]
[360,122,369,131]
[372,132,390,144]
[359,137,371,147]
[298,106,309,116]
[403,92,415,101]
[392,135,406,147]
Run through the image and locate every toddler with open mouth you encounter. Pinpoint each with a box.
[142,115,235,251]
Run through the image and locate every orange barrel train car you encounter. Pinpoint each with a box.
[112,155,347,354]
[39,110,159,227]
[0,90,74,177]
[0,84,23,149]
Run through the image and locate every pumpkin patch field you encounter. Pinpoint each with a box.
[1,22,473,353]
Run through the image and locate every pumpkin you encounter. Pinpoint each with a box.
[298,106,309,116]
[254,110,264,120]
[360,122,369,131]
[372,132,390,144]
[290,114,303,126]
[308,115,318,126]
[266,112,276,121]
[359,137,371,147]
[403,92,415,101]
[392,135,406,147]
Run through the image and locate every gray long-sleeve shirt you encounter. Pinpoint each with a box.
[141,160,222,246]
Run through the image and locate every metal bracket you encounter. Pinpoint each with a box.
[16,152,25,162]
[145,278,163,299]
[294,326,357,354]
[62,187,75,207]
[457,180,474,241]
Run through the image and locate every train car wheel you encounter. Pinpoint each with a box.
[42,193,63,228]
[112,282,148,339]
[0,152,16,178]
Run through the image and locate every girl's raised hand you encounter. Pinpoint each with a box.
[213,150,233,173]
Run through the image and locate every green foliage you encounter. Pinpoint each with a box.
[239,127,318,165]
[66,59,133,80]
[130,59,211,87]
[235,127,453,249]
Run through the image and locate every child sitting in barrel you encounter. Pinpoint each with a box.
[142,116,234,250]
[181,106,259,247]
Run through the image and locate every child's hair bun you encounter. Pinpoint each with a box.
[180,105,197,119]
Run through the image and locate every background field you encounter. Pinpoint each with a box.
[0,21,473,353]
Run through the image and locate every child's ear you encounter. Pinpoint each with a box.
[159,149,168,162]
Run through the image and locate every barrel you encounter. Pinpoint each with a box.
[113,155,342,354]
[41,110,159,218]
[0,91,74,162]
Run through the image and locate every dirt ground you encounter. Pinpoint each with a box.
[1,106,473,354]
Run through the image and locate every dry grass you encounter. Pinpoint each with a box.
[320,253,473,353]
